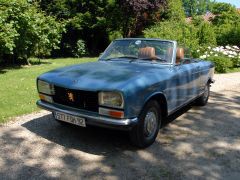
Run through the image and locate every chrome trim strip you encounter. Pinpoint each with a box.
[37,100,138,126]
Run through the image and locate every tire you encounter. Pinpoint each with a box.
[129,100,161,148]
[195,83,210,106]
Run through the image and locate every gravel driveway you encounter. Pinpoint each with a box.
[0,73,240,180]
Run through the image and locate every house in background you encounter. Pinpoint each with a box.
[186,8,240,23]
[186,12,216,23]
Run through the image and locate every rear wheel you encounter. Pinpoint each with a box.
[195,83,210,106]
[129,100,161,148]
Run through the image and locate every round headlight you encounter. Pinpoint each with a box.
[98,91,124,108]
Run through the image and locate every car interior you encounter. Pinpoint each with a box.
[138,46,189,64]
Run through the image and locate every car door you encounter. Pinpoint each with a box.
[169,60,201,110]
[191,60,204,95]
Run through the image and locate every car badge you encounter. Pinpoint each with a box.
[67,92,75,102]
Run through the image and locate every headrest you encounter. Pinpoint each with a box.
[138,47,156,60]
[176,48,184,64]
[176,48,184,60]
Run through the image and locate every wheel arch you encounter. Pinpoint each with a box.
[140,92,168,119]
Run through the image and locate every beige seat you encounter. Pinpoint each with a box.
[176,48,184,64]
[138,47,156,60]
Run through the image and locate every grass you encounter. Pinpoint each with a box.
[0,57,97,123]
[227,67,240,73]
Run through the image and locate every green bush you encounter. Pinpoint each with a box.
[232,57,240,68]
[197,22,216,46]
[208,56,233,73]
[109,31,123,41]
[73,40,87,57]
[211,2,240,46]
[0,0,65,64]
[144,21,199,52]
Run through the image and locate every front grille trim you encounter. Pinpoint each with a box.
[52,85,99,112]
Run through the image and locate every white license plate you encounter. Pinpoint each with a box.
[54,112,86,127]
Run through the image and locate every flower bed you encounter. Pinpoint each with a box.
[196,46,240,73]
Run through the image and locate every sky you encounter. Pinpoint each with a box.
[215,0,240,8]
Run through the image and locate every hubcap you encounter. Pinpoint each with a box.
[144,111,157,137]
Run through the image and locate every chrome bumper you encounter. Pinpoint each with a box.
[37,100,138,130]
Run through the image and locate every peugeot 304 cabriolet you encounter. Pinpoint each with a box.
[36,38,214,147]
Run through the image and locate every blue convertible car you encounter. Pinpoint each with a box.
[37,38,214,147]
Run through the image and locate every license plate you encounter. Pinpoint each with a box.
[54,112,86,127]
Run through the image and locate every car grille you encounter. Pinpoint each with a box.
[53,86,98,112]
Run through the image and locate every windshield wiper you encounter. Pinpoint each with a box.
[103,56,139,61]
[117,56,138,59]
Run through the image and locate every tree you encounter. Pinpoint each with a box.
[143,0,196,48]
[211,2,239,25]
[162,0,185,21]
[182,0,212,17]
[211,2,240,45]
[144,21,199,52]
[197,22,216,46]
[0,0,64,64]
[116,0,167,37]
[39,0,111,56]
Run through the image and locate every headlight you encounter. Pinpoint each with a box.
[37,80,55,95]
[98,91,124,108]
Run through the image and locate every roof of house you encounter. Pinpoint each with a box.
[187,8,240,23]
[186,12,215,23]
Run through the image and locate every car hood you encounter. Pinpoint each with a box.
[39,61,170,92]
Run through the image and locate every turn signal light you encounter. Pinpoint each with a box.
[39,93,53,103]
[99,107,124,118]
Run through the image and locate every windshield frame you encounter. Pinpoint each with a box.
[99,38,177,65]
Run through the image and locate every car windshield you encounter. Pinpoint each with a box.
[100,39,174,64]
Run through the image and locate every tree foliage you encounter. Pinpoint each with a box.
[0,0,239,65]
[116,0,167,37]
[182,0,212,17]
[40,0,111,56]
[144,0,199,52]
[197,22,216,46]
[0,0,64,64]
[163,0,185,21]
[211,2,240,46]
[144,21,199,52]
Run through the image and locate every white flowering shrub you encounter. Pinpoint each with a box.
[74,39,87,57]
[195,45,240,72]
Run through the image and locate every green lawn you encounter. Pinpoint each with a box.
[0,58,97,123]
[227,67,240,73]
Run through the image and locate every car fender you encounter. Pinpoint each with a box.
[139,91,168,118]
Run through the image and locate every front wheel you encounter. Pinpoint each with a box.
[195,83,210,106]
[129,100,161,148]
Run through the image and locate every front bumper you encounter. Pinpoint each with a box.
[37,100,138,130]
